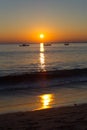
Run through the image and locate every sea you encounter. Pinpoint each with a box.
[0,42,87,114]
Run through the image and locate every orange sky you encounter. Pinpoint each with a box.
[0,28,87,43]
[0,0,87,43]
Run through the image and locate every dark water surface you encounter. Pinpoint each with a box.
[0,43,87,76]
[0,43,87,114]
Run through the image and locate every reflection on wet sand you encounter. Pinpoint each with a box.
[39,94,54,109]
[40,43,46,72]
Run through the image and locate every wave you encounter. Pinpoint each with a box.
[0,68,87,85]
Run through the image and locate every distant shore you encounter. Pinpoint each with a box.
[0,103,87,130]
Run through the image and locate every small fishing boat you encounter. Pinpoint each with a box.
[64,42,69,46]
[19,44,30,47]
[44,43,52,46]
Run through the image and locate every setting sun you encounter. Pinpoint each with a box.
[40,34,44,39]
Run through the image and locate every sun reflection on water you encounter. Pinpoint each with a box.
[40,42,44,52]
[40,43,46,71]
[40,94,54,109]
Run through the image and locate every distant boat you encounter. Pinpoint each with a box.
[19,44,30,47]
[64,42,69,46]
[44,43,52,46]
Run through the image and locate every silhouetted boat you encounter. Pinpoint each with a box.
[19,44,30,47]
[44,43,52,46]
[64,42,69,46]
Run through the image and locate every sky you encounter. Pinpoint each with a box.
[0,0,87,42]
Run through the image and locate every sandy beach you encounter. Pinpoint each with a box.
[0,104,87,130]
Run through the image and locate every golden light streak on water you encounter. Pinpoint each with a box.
[40,43,46,71]
[40,42,44,52]
[40,94,54,109]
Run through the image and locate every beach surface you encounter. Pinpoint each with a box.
[0,104,87,130]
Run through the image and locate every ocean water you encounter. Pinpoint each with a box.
[0,43,87,76]
[0,42,87,114]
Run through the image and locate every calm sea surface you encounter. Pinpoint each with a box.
[0,43,87,114]
[0,43,87,76]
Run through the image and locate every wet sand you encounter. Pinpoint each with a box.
[0,104,87,130]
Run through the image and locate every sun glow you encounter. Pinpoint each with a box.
[40,34,44,39]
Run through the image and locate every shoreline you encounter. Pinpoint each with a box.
[0,103,87,130]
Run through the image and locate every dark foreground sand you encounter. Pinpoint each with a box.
[0,104,87,130]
